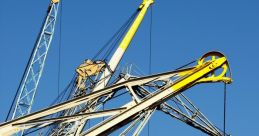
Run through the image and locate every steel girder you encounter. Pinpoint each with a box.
[0,52,232,136]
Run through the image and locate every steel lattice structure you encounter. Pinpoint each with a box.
[1,0,233,136]
[0,51,232,136]
[9,2,60,135]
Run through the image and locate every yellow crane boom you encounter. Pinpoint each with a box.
[0,51,232,136]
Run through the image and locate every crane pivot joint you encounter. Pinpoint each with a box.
[196,51,232,84]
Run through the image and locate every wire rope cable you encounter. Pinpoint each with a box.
[223,82,227,136]
[147,5,153,136]
[92,10,139,60]
[57,1,63,96]
[57,0,63,97]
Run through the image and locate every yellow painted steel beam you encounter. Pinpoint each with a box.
[94,0,154,91]
[83,52,232,136]
[0,51,232,136]
[119,0,154,51]
[172,57,230,92]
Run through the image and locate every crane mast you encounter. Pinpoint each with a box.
[94,0,154,91]
[76,0,154,133]
[7,0,60,135]
[48,0,154,135]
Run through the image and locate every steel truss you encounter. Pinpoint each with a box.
[0,51,232,136]
[1,0,233,136]
[48,0,155,135]
[8,1,60,135]
[12,1,60,119]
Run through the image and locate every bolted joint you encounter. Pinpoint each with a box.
[209,62,217,69]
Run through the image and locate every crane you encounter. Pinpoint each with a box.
[47,0,155,135]
[0,51,232,136]
[5,0,60,135]
[1,0,232,135]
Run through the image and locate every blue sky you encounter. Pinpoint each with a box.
[0,0,259,135]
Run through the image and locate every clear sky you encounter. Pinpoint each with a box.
[0,0,259,135]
